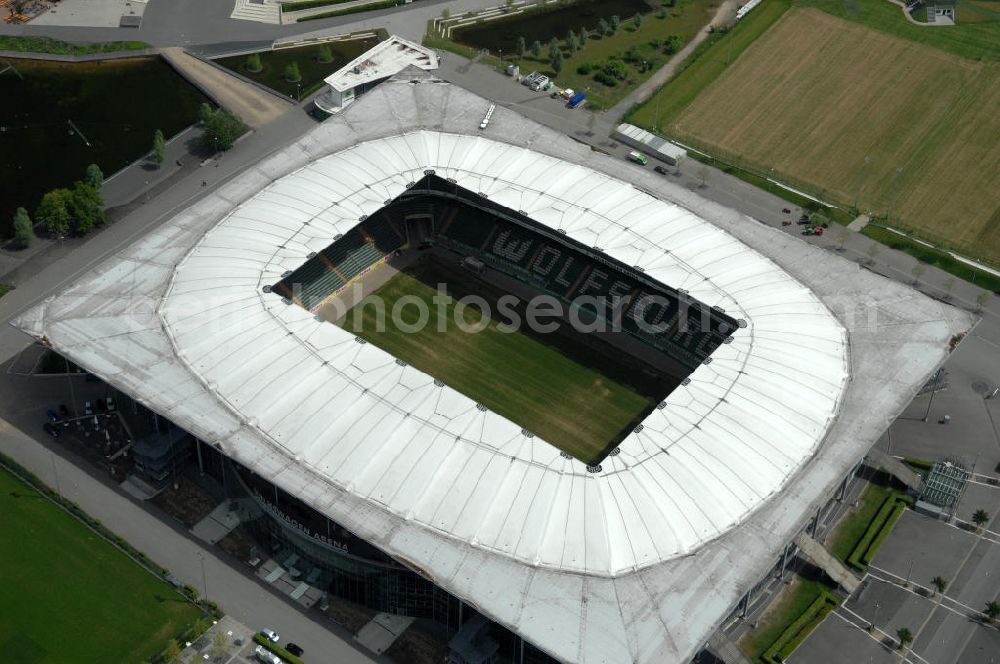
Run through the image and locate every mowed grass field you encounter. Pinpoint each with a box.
[0,467,203,663]
[336,264,658,463]
[665,7,1000,263]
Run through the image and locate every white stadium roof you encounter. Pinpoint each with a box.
[14,70,974,663]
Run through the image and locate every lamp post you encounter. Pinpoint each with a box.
[198,552,208,599]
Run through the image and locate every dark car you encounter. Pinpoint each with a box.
[285,643,304,657]
[654,165,669,175]
[43,422,60,438]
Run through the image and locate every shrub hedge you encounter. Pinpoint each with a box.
[281,0,355,12]
[848,494,907,571]
[297,0,401,21]
[762,591,840,663]
[253,633,305,664]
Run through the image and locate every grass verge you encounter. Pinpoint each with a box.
[0,283,12,299]
[862,226,1000,293]
[761,591,840,663]
[0,462,205,663]
[0,36,150,55]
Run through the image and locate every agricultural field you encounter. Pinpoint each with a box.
[334,262,663,463]
[642,6,1000,264]
[0,467,203,663]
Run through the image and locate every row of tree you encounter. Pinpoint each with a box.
[9,164,105,248]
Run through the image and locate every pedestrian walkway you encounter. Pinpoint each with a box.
[230,0,281,24]
[355,613,414,655]
[160,47,291,127]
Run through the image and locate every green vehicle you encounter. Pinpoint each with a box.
[627,151,648,166]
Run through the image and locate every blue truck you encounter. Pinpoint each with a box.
[567,91,586,109]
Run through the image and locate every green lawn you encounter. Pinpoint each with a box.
[0,284,12,299]
[826,479,898,563]
[739,576,835,662]
[335,262,660,463]
[0,467,203,663]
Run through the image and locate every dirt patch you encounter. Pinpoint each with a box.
[150,475,218,527]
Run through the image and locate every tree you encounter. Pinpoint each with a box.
[972,508,990,532]
[68,181,105,235]
[836,228,849,251]
[896,627,913,651]
[151,129,166,166]
[633,12,642,29]
[85,163,104,189]
[663,33,685,54]
[610,14,620,33]
[515,35,526,57]
[441,7,450,19]
[977,291,992,313]
[284,61,301,82]
[597,18,610,37]
[317,44,333,63]
[199,102,215,124]
[210,630,228,659]
[202,107,247,152]
[867,242,880,265]
[551,49,564,75]
[931,575,947,596]
[12,207,34,248]
[161,639,182,663]
[943,277,956,300]
[580,26,589,43]
[566,30,578,54]
[548,37,560,61]
[697,166,710,188]
[603,57,627,80]
[985,600,1000,623]
[246,52,263,72]
[36,189,72,237]
[530,40,542,59]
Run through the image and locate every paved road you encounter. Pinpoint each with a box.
[0,0,497,46]
[160,47,292,127]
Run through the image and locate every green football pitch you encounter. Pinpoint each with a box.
[335,261,667,463]
[0,466,203,663]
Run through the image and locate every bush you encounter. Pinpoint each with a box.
[593,70,618,87]
[245,52,263,73]
[36,189,72,237]
[12,207,34,248]
[577,63,594,75]
[67,181,105,235]
[281,0,355,11]
[283,61,301,82]
[85,163,104,189]
[663,33,684,54]
[317,44,333,63]
[603,57,627,80]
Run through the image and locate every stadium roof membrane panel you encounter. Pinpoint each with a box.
[13,71,975,664]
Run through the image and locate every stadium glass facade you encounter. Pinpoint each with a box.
[195,441,556,664]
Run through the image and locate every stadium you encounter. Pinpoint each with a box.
[12,69,975,664]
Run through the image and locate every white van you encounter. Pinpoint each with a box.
[254,646,282,664]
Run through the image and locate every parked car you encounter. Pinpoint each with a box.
[46,409,60,423]
[260,628,280,643]
[627,151,648,166]
[254,646,281,664]
[286,643,304,657]
[43,422,60,438]
[781,207,791,214]
[106,397,116,412]
[654,165,669,175]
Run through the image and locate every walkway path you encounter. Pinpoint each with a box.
[160,46,291,127]
[608,0,736,119]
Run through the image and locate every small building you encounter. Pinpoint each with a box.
[314,36,438,114]
[925,0,956,24]
[613,123,687,166]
